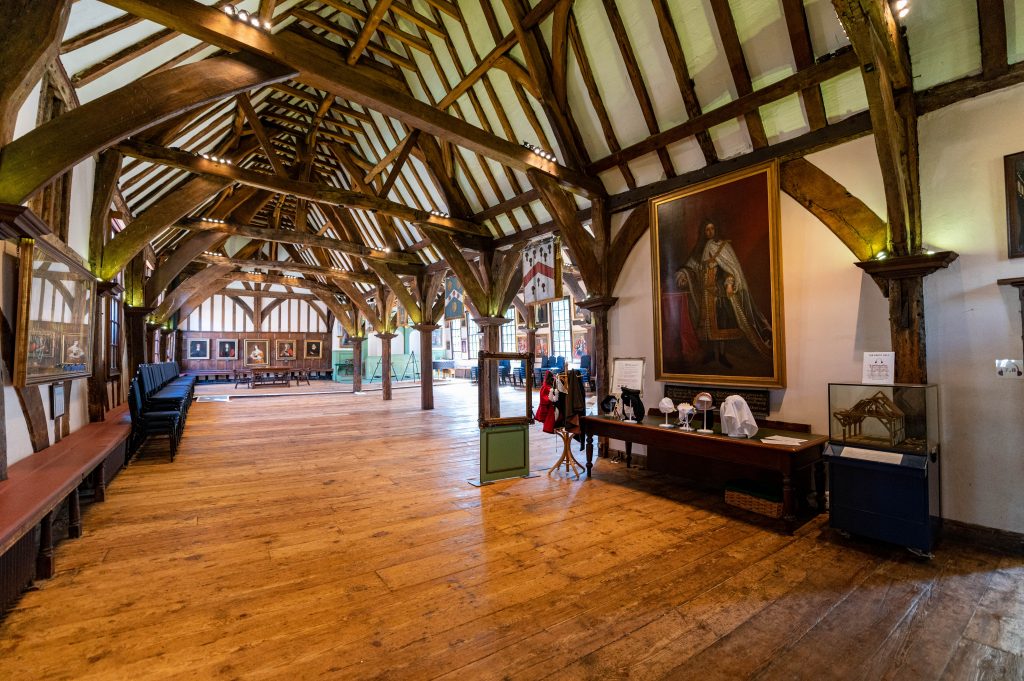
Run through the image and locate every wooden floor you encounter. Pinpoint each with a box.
[1,385,1021,680]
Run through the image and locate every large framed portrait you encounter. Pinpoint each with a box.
[13,237,95,386]
[276,339,297,361]
[650,161,785,388]
[244,339,270,366]
[1005,150,1024,258]
[304,339,323,359]
[187,338,210,360]
[216,338,237,360]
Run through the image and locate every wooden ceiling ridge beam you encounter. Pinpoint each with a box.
[115,138,489,237]
[196,253,379,284]
[177,217,421,267]
[96,0,604,197]
[588,48,859,174]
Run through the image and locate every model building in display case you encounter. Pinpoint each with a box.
[828,383,938,454]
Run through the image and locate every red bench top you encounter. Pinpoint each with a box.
[0,405,131,555]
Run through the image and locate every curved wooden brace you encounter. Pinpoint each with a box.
[227,295,256,326]
[607,205,650,293]
[259,297,286,329]
[780,158,888,261]
[0,52,295,209]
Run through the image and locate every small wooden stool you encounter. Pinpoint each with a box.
[548,428,585,479]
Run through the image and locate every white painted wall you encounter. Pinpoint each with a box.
[919,85,1024,533]
[610,111,1024,534]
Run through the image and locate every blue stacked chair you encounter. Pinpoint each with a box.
[579,354,593,391]
[137,362,194,415]
[512,362,526,387]
[128,378,183,460]
[498,360,511,385]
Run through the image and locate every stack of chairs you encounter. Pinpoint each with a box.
[512,362,526,388]
[579,354,593,391]
[129,362,196,459]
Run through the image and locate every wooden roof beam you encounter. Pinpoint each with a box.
[116,139,489,238]
[709,0,768,148]
[780,0,829,131]
[346,0,395,66]
[196,254,379,284]
[104,0,606,197]
[977,0,1009,79]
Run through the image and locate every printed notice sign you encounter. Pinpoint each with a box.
[611,358,645,396]
[862,352,895,384]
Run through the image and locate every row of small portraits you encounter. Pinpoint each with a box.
[188,338,323,365]
[28,332,87,364]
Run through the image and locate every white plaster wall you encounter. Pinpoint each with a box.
[609,139,891,455]
[919,85,1024,533]
[4,81,97,467]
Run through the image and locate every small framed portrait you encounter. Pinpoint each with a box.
[62,334,87,365]
[276,339,297,361]
[244,339,270,366]
[187,338,210,360]
[431,327,444,349]
[1005,150,1024,258]
[28,331,56,359]
[304,339,323,359]
[216,338,237,360]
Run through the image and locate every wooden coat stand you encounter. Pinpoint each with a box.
[548,371,585,479]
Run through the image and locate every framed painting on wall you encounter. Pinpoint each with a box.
[13,237,95,387]
[187,338,210,360]
[650,161,785,388]
[244,339,270,366]
[276,339,297,361]
[216,338,237,360]
[304,339,323,359]
[1005,150,1024,258]
[431,327,444,349]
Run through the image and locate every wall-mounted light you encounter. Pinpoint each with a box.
[521,141,557,163]
[224,5,272,30]
[894,0,909,18]
[875,250,888,260]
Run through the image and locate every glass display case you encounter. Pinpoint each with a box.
[826,383,941,556]
[828,383,939,454]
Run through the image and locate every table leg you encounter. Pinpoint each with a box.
[625,441,633,469]
[782,471,796,531]
[585,433,593,478]
[68,488,82,539]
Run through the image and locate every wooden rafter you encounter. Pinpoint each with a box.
[708,0,768,148]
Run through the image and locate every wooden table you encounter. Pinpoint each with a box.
[249,366,293,387]
[581,415,828,528]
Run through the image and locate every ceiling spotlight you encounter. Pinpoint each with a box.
[898,7,909,18]
[249,15,261,27]
[895,0,908,9]
[224,5,235,15]
[263,20,272,29]
[236,9,249,21]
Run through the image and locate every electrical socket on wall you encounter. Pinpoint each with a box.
[995,359,1023,378]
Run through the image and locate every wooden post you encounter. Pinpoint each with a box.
[475,317,506,419]
[124,306,154,378]
[413,323,439,410]
[577,296,617,401]
[174,329,184,365]
[350,336,364,393]
[377,332,397,400]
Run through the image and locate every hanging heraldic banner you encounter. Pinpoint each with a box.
[522,237,563,305]
[444,276,465,321]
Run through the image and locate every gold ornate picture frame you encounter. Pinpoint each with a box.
[650,161,785,388]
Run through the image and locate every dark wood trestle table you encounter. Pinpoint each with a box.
[580,414,828,529]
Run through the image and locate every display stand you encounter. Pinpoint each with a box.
[547,370,585,479]
[398,351,420,381]
[366,356,398,383]
[471,351,536,486]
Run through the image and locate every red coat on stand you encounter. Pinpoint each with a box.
[534,373,558,434]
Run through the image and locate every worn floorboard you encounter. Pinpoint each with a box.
[0,384,1020,680]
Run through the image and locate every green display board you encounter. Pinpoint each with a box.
[477,423,530,484]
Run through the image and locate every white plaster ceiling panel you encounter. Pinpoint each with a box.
[906,0,981,90]
[570,0,651,149]
[820,70,868,122]
[64,1,128,39]
[802,0,850,57]
[564,51,613,160]
[1009,0,1024,64]
[732,0,797,87]
[608,0,691,131]
[627,153,669,189]
[671,0,736,111]
[597,168,629,196]
[760,93,809,143]
[666,137,710,175]
[708,118,752,159]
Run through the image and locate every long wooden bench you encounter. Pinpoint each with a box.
[0,405,131,610]
[185,370,233,382]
